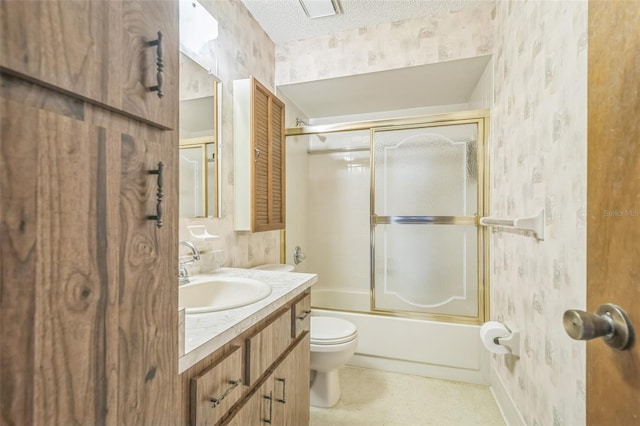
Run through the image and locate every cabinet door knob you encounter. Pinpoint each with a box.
[147,162,164,228]
[147,31,164,98]
[563,303,634,350]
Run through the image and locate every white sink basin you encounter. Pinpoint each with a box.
[251,264,295,272]
[179,276,272,313]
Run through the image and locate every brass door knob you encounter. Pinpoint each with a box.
[563,303,634,351]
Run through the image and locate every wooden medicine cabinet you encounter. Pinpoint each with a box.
[233,77,286,232]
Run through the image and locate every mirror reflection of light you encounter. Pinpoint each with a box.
[179,0,219,74]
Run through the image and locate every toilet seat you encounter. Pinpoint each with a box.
[311,317,358,345]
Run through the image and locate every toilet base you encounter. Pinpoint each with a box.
[310,369,341,408]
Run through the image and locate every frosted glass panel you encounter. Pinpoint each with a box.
[179,147,204,217]
[306,138,371,312]
[373,124,477,217]
[373,224,478,317]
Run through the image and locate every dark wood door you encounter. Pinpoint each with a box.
[0,26,178,426]
[109,111,178,425]
[120,0,178,129]
[1,1,179,424]
[587,1,640,424]
[0,0,177,129]
[1,75,123,426]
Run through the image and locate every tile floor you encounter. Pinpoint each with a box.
[310,366,506,426]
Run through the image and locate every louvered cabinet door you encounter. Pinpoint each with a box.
[252,83,271,231]
[250,79,285,233]
[234,76,286,232]
[269,97,286,231]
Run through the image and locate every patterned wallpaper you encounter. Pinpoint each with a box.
[180,0,588,423]
[275,4,495,85]
[491,1,587,425]
[179,0,281,268]
[276,1,587,424]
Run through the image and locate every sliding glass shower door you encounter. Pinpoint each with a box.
[371,120,485,319]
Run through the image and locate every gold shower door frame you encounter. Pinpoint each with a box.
[370,113,489,325]
[285,110,490,325]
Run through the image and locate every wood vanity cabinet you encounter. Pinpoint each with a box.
[225,335,310,426]
[182,292,311,426]
[233,76,286,232]
[1,1,179,425]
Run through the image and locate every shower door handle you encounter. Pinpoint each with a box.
[563,303,634,350]
[372,215,477,225]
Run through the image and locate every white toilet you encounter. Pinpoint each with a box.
[309,316,358,408]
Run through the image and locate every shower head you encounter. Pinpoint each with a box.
[296,117,307,127]
[315,134,327,143]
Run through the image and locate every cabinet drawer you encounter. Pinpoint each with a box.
[291,293,311,338]
[245,308,292,386]
[191,345,245,426]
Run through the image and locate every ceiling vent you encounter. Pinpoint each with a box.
[299,0,342,19]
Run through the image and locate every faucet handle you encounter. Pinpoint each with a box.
[178,263,190,285]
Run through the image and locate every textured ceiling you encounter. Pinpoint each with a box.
[240,0,493,43]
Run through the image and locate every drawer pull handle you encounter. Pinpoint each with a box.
[297,310,311,321]
[209,378,242,408]
[147,31,164,98]
[264,391,273,424]
[147,162,164,228]
[275,378,286,404]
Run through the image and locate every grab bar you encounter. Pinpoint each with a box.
[479,209,544,241]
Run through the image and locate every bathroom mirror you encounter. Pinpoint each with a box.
[179,52,221,218]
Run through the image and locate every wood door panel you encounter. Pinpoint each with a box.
[0,80,121,425]
[273,333,310,426]
[0,82,39,426]
[269,99,285,229]
[224,378,274,426]
[117,124,178,425]
[121,0,178,129]
[252,85,270,230]
[0,0,177,129]
[190,346,245,426]
[0,0,122,112]
[587,1,640,424]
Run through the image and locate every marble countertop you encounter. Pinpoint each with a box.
[178,267,317,373]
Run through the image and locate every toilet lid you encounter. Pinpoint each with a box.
[310,317,357,345]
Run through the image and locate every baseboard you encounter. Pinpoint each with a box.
[490,367,526,426]
[348,353,490,386]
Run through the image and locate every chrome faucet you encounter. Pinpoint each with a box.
[179,241,200,285]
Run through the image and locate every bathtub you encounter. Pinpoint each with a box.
[311,292,490,385]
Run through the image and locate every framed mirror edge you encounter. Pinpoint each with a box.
[179,79,223,219]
